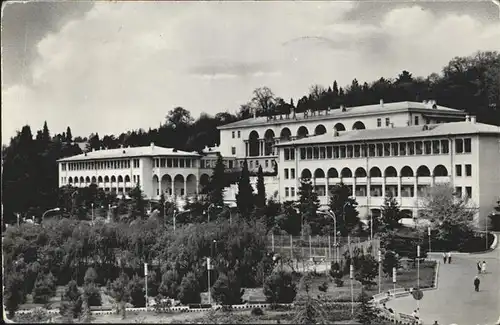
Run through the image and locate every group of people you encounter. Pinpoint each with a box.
[442,252,452,264]
[473,261,488,292]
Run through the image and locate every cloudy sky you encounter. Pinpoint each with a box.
[2,1,500,143]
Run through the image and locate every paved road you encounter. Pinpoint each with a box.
[387,239,500,325]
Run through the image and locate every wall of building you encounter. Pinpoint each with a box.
[478,134,500,227]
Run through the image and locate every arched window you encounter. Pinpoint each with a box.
[111,175,116,182]
[314,168,325,178]
[97,176,103,183]
[118,175,124,182]
[280,128,291,141]
[416,166,431,177]
[352,121,366,130]
[85,176,91,183]
[327,168,338,178]
[433,165,448,177]
[314,124,326,135]
[264,129,275,156]
[355,167,367,177]
[125,175,131,182]
[91,176,97,183]
[80,176,85,183]
[384,166,398,177]
[301,169,312,179]
[104,176,110,183]
[400,166,414,177]
[248,131,260,157]
[369,167,382,177]
[341,167,352,178]
[297,126,309,139]
[334,123,346,132]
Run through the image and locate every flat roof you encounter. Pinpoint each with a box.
[218,101,465,130]
[276,121,500,147]
[57,145,200,162]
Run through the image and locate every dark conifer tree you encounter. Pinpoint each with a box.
[255,165,266,210]
[236,159,254,219]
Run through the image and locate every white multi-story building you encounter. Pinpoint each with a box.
[58,100,500,225]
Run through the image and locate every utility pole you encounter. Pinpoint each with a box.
[378,250,382,294]
[144,263,148,309]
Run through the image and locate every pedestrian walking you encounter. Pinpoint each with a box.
[474,275,480,292]
[481,261,486,274]
[477,261,482,274]
[447,252,452,264]
[442,252,447,264]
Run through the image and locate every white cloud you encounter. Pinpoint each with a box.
[2,2,499,142]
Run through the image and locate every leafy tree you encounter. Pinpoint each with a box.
[5,270,25,318]
[86,133,100,152]
[32,273,56,303]
[328,183,360,236]
[208,153,225,207]
[276,201,301,235]
[212,270,245,305]
[177,272,201,305]
[84,267,98,285]
[236,159,254,219]
[83,283,102,306]
[382,250,400,276]
[249,87,277,117]
[109,272,131,319]
[298,178,322,235]
[356,291,378,325]
[354,254,378,289]
[60,280,82,319]
[329,262,344,287]
[166,106,194,127]
[128,183,147,220]
[263,271,297,304]
[128,275,146,307]
[380,194,402,231]
[420,184,477,250]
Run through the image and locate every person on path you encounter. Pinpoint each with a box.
[442,252,447,264]
[481,261,487,274]
[477,261,482,274]
[474,275,480,292]
[447,252,452,264]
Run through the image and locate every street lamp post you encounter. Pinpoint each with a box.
[42,207,61,223]
[91,203,94,225]
[370,212,373,241]
[428,226,431,253]
[417,245,420,309]
[320,209,337,263]
[144,263,148,309]
[349,264,354,316]
[378,249,382,294]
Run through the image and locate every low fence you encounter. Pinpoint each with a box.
[268,234,380,263]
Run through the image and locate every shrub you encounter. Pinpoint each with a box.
[83,283,102,306]
[263,270,297,304]
[178,272,201,305]
[128,275,146,307]
[251,307,264,316]
[159,269,180,299]
[318,281,328,292]
[32,273,56,304]
[212,271,244,306]
[329,262,344,287]
[60,280,83,319]
[5,270,25,318]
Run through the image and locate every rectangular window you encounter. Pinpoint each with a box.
[424,141,432,155]
[432,140,440,154]
[456,164,462,176]
[361,144,367,157]
[376,144,383,157]
[465,164,472,176]
[401,185,415,197]
[370,185,383,197]
[285,187,289,197]
[186,159,191,168]
[306,148,313,159]
[249,161,253,169]
[407,142,415,155]
[385,185,398,197]
[265,160,269,168]
[179,159,185,168]
[377,118,382,127]
[441,140,449,154]
[290,148,295,160]
[320,147,326,159]
[300,148,306,160]
[173,159,179,168]
[137,176,140,184]
[354,145,361,158]
[346,145,353,158]
[455,186,462,197]
[167,159,172,168]
[333,146,340,158]
[355,185,367,197]
[399,143,406,155]
[313,147,319,159]
[369,144,376,157]
[455,139,464,153]
[417,185,429,197]
[465,186,472,198]
[231,147,236,155]
[385,118,390,127]
[291,187,295,197]
[229,160,233,168]
[232,131,235,138]
[160,158,166,167]
[340,146,346,158]
[284,169,289,179]
[284,148,290,160]
[384,143,390,156]
[415,141,423,155]
[391,143,399,156]
[326,146,333,159]
[415,116,419,125]
[291,168,295,179]
[238,131,241,138]
[464,138,471,153]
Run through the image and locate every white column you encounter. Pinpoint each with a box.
[382,177,386,198]
[171,181,175,197]
[183,179,187,197]
[158,177,162,197]
[398,176,402,205]
[352,177,357,200]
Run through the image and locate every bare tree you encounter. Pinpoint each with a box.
[250,87,277,116]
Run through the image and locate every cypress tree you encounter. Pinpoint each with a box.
[208,153,225,207]
[236,159,254,219]
[66,126,73,143]
[255,165,266,209]
[298,178,321,235]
